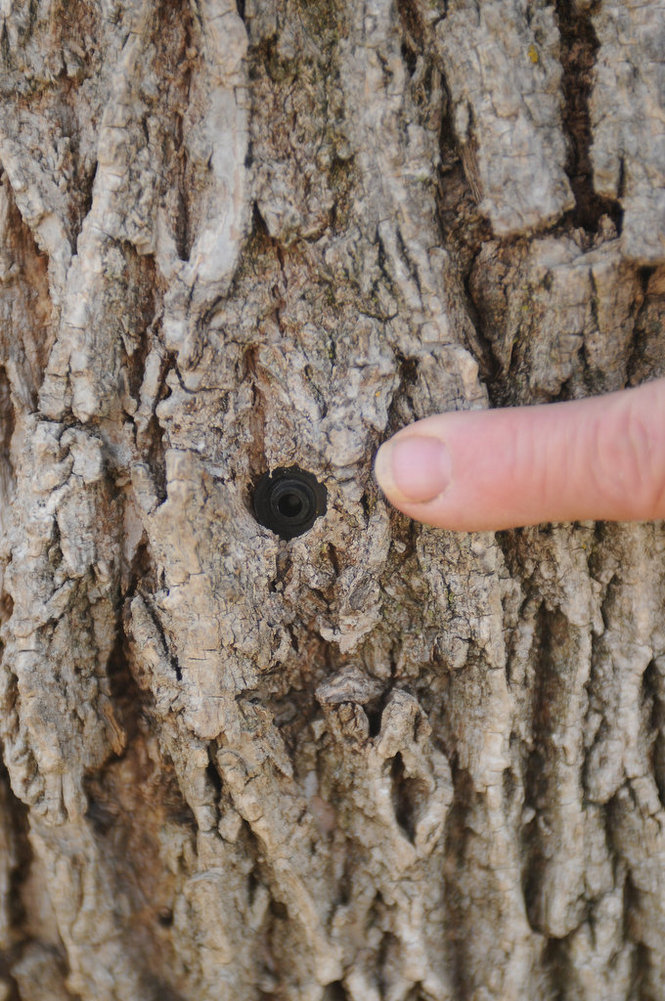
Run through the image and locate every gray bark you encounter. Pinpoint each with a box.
[0,1,664,999]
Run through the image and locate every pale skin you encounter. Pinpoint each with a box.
[374,378,665,532]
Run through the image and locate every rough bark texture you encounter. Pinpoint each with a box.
[0,1,664,1000]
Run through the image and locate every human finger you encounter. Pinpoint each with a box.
[374,379,665,531]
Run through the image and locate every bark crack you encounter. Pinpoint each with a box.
[555,0,622,234]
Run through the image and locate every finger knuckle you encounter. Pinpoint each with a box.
[602,399,665,520]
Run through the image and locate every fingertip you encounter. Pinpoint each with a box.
[375,435,452,506]
[374,439,397,498]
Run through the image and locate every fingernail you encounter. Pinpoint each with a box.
[375,435,452,503]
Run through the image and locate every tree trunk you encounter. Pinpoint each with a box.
[0,0,664,999]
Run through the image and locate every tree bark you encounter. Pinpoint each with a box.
[0,1,664,999]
